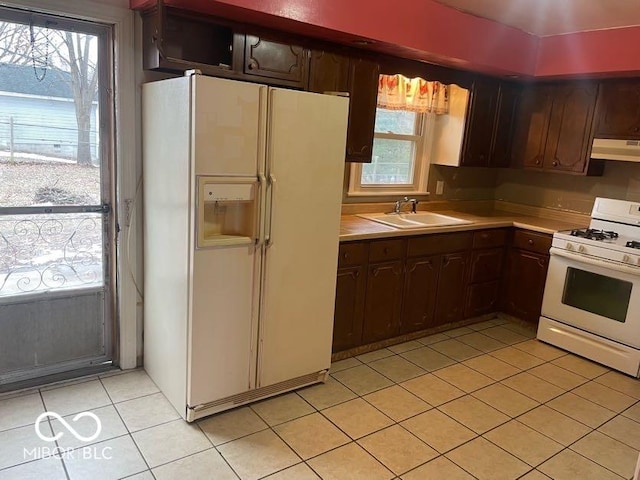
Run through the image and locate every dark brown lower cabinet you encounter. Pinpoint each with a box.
[502,229,552,324]
[400,256,439,334]
[465,281,501,318]
[362,261,404,343]
[502,249,549,323]
[332,227,545,353]
[434,252,469,326]
[332,264,366,352]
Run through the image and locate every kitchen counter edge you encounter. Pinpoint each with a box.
[339,210,588,242]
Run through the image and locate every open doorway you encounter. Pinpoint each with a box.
[0,7,116,389]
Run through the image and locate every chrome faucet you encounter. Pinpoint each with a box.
[393,196,419,214]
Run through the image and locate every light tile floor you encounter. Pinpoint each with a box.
[1,318,640,479]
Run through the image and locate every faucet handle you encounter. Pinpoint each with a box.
[408,198,418,213]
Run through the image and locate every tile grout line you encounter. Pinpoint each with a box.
[96,375,154,478]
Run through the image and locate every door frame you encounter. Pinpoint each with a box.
[0,0,139,370]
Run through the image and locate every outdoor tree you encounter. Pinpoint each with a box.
[0,21,98,165]
[55,31,99,166]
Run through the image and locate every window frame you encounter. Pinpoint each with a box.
[348,108,434,197]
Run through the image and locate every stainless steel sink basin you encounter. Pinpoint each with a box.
[358,212,472,229]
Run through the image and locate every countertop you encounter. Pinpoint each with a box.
[339,209,589,241]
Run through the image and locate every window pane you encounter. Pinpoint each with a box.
[0,22,101,207]
[362,138,415,185]
[374,108,417,135]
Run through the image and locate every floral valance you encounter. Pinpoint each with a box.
[377,74,449,114]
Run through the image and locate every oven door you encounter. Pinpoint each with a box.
[542,247,640,348]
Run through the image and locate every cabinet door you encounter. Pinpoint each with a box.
[461,78,499,167]
[346,58,380,163]
[469,248,504,283]
[502,249,549,324]
[400,256,439,334]
[465,281,500,318]
[544,83,598,173]
[511,86,553,169]
[491,82,520,167]
[434,252,468,326]
[244,34,308,87]
[308,50,350,94]
[333,265,366,352]
[595,80,640,139]
[362,261,403,343]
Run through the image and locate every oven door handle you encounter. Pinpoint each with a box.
[550,247,640,276]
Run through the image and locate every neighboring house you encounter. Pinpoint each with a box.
[0,63,98,162]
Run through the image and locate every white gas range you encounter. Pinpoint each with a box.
[538,197,640,377]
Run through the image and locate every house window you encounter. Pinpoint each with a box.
[349,108,432,195]
[349,74,448,196]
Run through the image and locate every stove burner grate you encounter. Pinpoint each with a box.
[626,241,640,250]
[570,229,619,241]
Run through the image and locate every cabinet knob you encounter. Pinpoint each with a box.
[552,161,558,167]
[535,160,540,165]
[633,126,640,133]
[248,61,257,70]
[528,239,534,245]
[343,252,349,259]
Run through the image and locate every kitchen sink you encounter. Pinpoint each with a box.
[357,212,472,229]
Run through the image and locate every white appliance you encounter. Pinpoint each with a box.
[591,138,640,163]
[142,73,349,421]
[538,197,640,377]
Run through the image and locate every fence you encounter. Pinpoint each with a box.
[0,117,99,163]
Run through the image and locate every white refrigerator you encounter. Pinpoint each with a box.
[142,73,349,421]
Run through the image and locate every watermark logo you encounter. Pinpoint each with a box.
[24,411,112,461]
[35,411,102,443]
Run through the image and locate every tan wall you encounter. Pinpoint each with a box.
[494,161,640,214]
[427,165,497,202]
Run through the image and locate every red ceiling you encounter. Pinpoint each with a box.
[130,0,640,78]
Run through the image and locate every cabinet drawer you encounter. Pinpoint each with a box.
[513,230,552,255]
[338,242,369,268]
[473,229,508,249]
[469,248,504,283]
[369,239,405,263]
[408,232,473,257]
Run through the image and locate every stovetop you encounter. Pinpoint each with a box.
[551,198,640,266]
[569,229,619,241]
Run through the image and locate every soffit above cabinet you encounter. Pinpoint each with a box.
[434,0,640,36]
[130,0,640,78]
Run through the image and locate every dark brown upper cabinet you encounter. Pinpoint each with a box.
[511,82,603,175]
[461,78,520,168]
[594,79,640,139]
[141,7,310,88]
[243,34,309,88]
[461,77,499,167]
[308,51,380,163]
[308,50,350,93]
[491,82,521,168]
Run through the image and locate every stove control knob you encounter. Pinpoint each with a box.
[578,245,586,253]
[566,243,575,251]
[623,255,631,263]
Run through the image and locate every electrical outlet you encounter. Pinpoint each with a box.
[436,181,444,195]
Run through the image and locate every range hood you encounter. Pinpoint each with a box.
[591,138,640,162]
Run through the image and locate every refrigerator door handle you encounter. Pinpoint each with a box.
[265,174,276,246]
[256,174,267,245]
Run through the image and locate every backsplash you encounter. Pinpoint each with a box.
[427,165,497,201]
[344,162,640,214]
[494,161,640,214]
